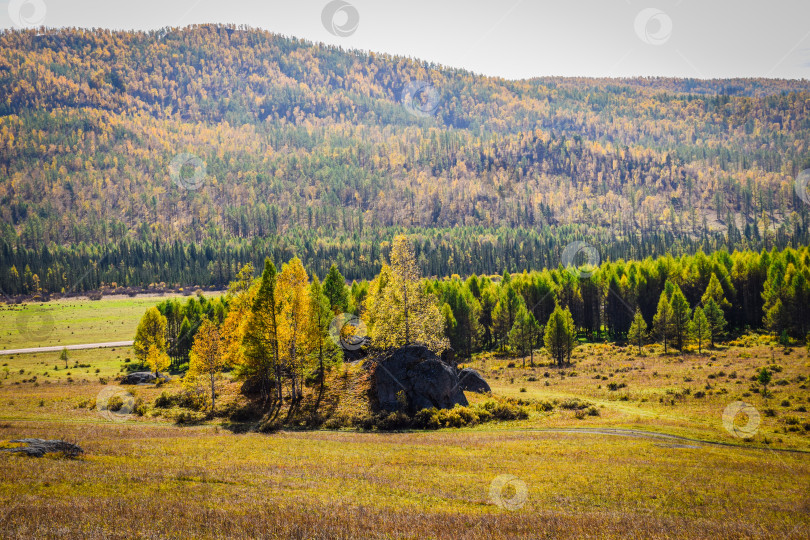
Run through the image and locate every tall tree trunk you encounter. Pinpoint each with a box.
[403,284,410,344]
[315,343,325,413]
[210,372,215,412]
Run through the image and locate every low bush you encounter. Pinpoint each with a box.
[107,395,124,412]
[536,400,554,412]
[134,398,147,416]
[412,408,441,429]
[323,412,357,430]
[480,399,529,420]
[173,410,206,425]
[153,390,207,411]
[226,402,263,422]
[559,398,593,410]
[153,391,174,409]
[377,411,411,431]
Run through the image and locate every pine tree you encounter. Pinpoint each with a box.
[322,263,348,314]
[544,304,576,367]
[242,258,281,406]
[175,317,193,363]
[457,291,483,358]
[653,293,673,353]
[690,307,711,354]
[757,367,772,398]
[478,287,498,349]
[703,299,726,346]
[307,276,342,412]
[509,306,541,367]
[627,309,647,354]
[670,288,691,350]
[493,284,524,350]
[701,273,731,311]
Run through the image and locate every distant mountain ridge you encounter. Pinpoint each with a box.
[0,24,808,292]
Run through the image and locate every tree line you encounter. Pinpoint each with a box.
[132,239,810,417]
[2,219,805,296]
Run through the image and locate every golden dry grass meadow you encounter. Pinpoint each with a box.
[0,298,808,539]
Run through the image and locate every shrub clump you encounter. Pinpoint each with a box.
[153,390,207,411]
[558,398,593,411]
[107,395,124,412]
[172,410,206,425]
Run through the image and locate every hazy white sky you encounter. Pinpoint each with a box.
[3,0,809,80]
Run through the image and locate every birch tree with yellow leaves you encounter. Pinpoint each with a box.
[276,257,311,407]
[187,319,223,412]
[365,235,449,353]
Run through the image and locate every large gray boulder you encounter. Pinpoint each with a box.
[373,345,470,413]
[120,371,167,385]
[457,368,491,393]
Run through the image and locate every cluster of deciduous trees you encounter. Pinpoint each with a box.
[132,235,453,414]
[132,239,810,414]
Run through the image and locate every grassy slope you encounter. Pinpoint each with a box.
[0,297,808,538]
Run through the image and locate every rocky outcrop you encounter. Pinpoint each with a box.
[457,368,491,393]
[120,371,168,384]
[373,345,470,413]
[1,439,83,457]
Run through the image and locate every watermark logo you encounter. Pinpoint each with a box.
[794,169,810,206]
[722,401,760,438]
[561,241,600,278]
[321,0,359,37]
[489,474,528,510]
[169,153,206,190]
[8,0,47,29]
[328,313,367,351]
[401,81,440,118]
[16,307,54,342]
[96,386,135,422]
[634,8,673,46]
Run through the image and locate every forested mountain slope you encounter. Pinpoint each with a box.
[0,24,809,292]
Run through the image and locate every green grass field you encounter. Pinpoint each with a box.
[0,298,808,538]
[0,294,219,350]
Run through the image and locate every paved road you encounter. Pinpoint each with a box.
[0,341,134,355]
